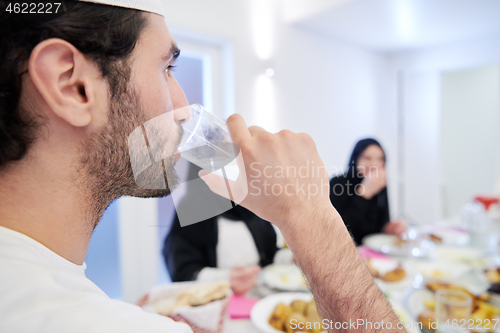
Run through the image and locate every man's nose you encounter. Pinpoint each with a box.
[173,105,191,125]
[170,77,190,125]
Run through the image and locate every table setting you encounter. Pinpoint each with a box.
[139,219,500,333]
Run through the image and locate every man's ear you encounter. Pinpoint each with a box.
[28,38,100,127]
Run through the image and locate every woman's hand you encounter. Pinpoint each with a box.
[382,220,407,236]
[358,167,386,200]
[230,265,261,296]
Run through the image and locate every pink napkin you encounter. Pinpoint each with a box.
[227,295,258,319]
[358,246,391,260]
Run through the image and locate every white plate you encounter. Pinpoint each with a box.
[262,265,308,292]
[414,261,471,282]
[368,258,417,291]
[403,288,434,322]
[362,234,410,256]
[416,225,470,246]
[430,246,485,264]
[250,292,315,333]
[251,291,421,333]
[391,302,423,333]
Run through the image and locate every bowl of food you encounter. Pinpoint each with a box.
[251,292,324,333]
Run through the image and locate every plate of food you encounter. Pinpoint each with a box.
[143,281,230,333]
[416,225,470,246]
[364,257,416,290]
[391,303,422,333]
[414,261,471,283]
[250,292,324,333]
[477,260,500,308]
[429,246,485,264]
[262,264,309,292]
[362,234,410,256]
[404,281,500,333]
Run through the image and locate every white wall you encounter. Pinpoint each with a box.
[381,34,500,224]
[161,0,387,179]
[440,65,500,217]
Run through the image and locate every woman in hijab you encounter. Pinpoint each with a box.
[329,138,406,245]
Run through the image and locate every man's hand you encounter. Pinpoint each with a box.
[200,114,406,332]
[230,265,261,296]
[358,167,386,200]
[199,114,332,229]
[382,220,407,236]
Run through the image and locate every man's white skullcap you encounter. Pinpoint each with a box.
[78,0,165,17]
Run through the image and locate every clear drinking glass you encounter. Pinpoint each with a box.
[177,104,240,180]
[435,289,472,333]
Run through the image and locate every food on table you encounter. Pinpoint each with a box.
[284,312,309,333]
[380,267,406,282]
[419,282,500,332]
[305,301,318,318]
[487,282,500,295]
[425,281,475,300]
[364,258,406,282]
[290,300,308,314]
[263,265,309,291]
[269,303,292,331]
[418,310,437,331]
[430,270,445,278]
[471,300,500,322]
[394,237,406,246]
[151,281,230,315]
[280,275,290,283]
[429,234,442,244]
[423,298,435,311]
[485,267,500,284]
[269,299,323,333]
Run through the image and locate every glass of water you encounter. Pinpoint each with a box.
[177,104,240,180]
[435,289,472,333]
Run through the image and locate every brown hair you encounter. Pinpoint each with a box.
[0,1,147,167]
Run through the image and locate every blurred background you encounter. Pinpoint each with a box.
[83,0,500,302]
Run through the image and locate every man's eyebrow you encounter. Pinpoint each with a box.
[163,43,181,62]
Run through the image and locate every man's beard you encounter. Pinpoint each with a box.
[81,86,181,229]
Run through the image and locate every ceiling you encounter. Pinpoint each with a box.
[283,0,500,51]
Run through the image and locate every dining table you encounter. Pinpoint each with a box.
[220,221,500,333]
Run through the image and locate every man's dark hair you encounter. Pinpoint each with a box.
[0,1,147,168]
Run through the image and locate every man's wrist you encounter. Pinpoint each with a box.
[277,201,343,247]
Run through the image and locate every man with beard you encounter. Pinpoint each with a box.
[0,1,406,332]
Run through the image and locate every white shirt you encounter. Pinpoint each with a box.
[0,226,192,333]
[197,217,260,283]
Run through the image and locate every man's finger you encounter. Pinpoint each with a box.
[248,126,266,136]
[226,114,251,146]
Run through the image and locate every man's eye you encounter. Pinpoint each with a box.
[166,65,177,73]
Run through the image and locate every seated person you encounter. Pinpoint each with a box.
[164,177,282,295]
[0,2,408,331]
[329,138,406,245]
